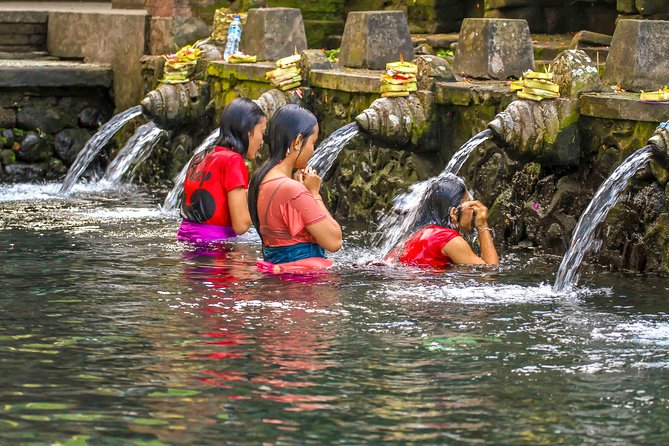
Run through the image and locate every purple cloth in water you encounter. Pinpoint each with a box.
[177,220,237,244]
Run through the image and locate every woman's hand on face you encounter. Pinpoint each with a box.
[461,200,490,229]
[300,167,322,195]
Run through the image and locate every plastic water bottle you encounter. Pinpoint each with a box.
[223,15,242,61]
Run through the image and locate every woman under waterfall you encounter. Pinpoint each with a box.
[248,104,342,273]
[387,174,499,268]
[177,98,266,243]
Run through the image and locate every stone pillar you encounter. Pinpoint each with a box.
[604,19,669,92]
[339,11,414,70]
[453,18,534,80]
[240,8,307,61]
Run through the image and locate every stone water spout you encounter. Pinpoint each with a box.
[140,81,210,129]
[648,122,669,157]
[488,49,602,167]
[354,96,427,147]
[253,88,304,120]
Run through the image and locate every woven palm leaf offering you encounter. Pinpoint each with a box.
[161,45,202,84]
[510,69,560,101]
[380,55,417,98]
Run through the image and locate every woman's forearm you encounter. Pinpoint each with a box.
[478,227,499,265]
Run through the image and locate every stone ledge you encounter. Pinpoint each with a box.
[0,11,48,23]
[308,68,380,93]
[578,92,669,122]
[434,81,515,106]
[0,59,112,88]
[206,61,275,82]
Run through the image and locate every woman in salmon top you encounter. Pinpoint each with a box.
[388,173,499,268]
[178,98,266,243]
[247,104,342,268]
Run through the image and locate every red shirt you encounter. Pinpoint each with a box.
[181,147,248,226]
[395,225,461,269]
[257,177,327,247]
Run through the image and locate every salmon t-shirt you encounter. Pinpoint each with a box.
[257,177,327,247]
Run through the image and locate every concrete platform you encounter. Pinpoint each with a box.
[0,59,112,88]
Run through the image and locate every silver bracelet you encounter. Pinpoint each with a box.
[478,227,495,238]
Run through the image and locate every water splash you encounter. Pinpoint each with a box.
[553,146,654,292]
[376,129,494,256]
[162,128,221,214]
[101,122,166,184]
[59,106,143,194]
[308,122,361,176]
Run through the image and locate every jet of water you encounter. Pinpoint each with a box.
[101,122,166,185]
[553,146,654,292]
[376,129,494,256]
[162,128,221,214]
[59,106,143,194]
[308,122,361,176]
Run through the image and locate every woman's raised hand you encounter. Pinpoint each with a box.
[295,167,322,195]
[462,200,490,229]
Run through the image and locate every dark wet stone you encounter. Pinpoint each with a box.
[15,133,53,163]
[0,149,16,166]
[636,0,668,16]
[339,11,414,70]
[4,162,46,181]
[1,129,15,149]
[0,106,16,128]
[78,106,105,129]
[54,128,92,166]
[16,101,75,134]
[43,157,67,180]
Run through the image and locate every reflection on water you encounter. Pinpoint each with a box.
[1,183,668,445]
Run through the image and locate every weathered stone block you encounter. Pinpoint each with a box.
[298,49,332,80]
[570,30,613,48]
[415,55,455,91]
[339,11,414,70]
[240,8,307,61]
[454,18,534,79]
[604,19,669,91]
[47,10,148,111]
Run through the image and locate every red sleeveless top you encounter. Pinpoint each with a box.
[181,146,248,226]
[396,225,461,269]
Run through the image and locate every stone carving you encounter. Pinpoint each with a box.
[354,96,427,147]
[550,49,603,99]
[488,98,580,166]
[648,121,669,157]
[253,88,303,121]
[140,81,210,129]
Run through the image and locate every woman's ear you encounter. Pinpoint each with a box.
[449,207,457,226]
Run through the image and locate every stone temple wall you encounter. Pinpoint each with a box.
[0,87,114,183]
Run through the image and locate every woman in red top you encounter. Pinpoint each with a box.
[389,173,499,269]
[177,98,266,243]
[247,104,342,269]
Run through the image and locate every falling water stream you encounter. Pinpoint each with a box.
[308,122,361,176]
[59,106,143,194]
[376,129,494,256]
[101,122,166,185]
[162,128,221,213]
[552,146,654,292]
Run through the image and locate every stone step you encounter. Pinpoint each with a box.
[0,50,53,60]
[0,59,112,88]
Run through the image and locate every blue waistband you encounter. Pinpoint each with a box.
[263,242,326,264]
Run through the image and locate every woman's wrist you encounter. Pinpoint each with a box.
[312,193,322,200]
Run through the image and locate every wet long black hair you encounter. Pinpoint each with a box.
[216,97,266,157]
[247,104,318,236]
[414,173,468,230]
